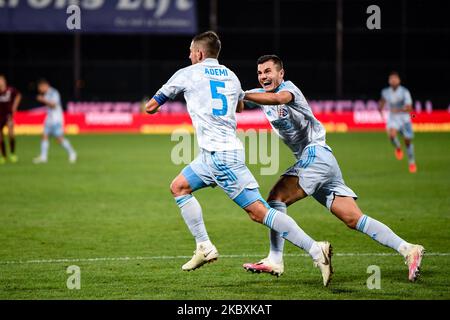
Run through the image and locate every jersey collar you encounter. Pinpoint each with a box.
[274,81,286,93]
[202,58,219,65]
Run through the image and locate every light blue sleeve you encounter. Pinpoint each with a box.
[404,88,412,105]
[244,88,264,109]
[278,81,299,102]
[246,88,265,93]
[47,89,61,106]
[239,89,245,101]
[381,88,388,100]
[159,67,189,99]
[230,72,245,101]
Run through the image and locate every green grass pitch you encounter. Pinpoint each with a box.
[0,132,449,299]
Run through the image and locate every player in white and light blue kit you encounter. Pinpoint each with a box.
[242,55,424,282]
[33,79,77,164]
[379,71,417,173]
[145,32,333,286]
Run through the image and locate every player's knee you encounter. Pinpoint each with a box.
[169,180,180,196]
[170,178,189,197]
[246,210,264,223]
[244,204,266,223]
[267,189,286,203]
[344,214,360,229]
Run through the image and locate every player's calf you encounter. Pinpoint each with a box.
[330,196,363,229]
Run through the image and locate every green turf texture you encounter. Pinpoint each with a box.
[0,132,449,299]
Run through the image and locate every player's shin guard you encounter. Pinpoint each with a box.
[406,143,415,164]
[356,215,407,254]
[263,208,318,258]
[175,194,209,243]
[267,201,286,264]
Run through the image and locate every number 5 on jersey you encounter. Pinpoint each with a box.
[210,80,228,116]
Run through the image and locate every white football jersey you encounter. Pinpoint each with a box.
[381,85,412,112]
[44,87,64,125]
[247,81,329,159]
[157,58,244,151]
[381,85,413,124]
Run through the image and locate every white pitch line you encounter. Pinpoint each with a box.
[0,252,449,266]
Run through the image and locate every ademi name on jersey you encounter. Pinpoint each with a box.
[205,68,228,77]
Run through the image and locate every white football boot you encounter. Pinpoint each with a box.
[405,244,425,282]
[69,152,77,164]
[182,243,219,271]
[243,257,284,277]
[33,156,47,164]
[313,241,333,287]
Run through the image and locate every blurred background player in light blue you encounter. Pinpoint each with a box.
[33,79,77,164]
[0,74,21,164]
[379,71,416,173]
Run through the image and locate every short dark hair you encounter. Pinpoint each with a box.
[0,74,6,80]
[389,71,400,78]
[192,31,221,58]
[37,78,49,85]
[257,55,284,70]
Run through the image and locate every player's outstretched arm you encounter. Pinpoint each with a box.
[146,89,171,114]
[403,104,413,112]
[244,91,293,105]
[36,95,56,109]
[145,98,161,114]
[378,98,386,115]
[236,100,244,113]
[378,98,386,111]
[13,92,22,114]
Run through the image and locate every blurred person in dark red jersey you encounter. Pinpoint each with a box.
[0,74,22,164]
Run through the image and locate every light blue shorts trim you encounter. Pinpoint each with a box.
[181,166,208,192]
[44,122,64,137]
[233,188,270,209]
[180,149,259,200]
[387,114,414,139]
[283,145,357,210]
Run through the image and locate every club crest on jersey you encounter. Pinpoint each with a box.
[277,106,289,118]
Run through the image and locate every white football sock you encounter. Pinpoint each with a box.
[356,215,409,255]
[390,136,401,149]
[406,143,415,164]
[175,194,210,244]
[61,138,75,155]
[263,208,317,258]
[40,140,49,160]
[267,200,286,264]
